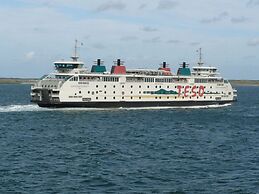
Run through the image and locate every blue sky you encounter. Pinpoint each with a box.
[1,0,259,79]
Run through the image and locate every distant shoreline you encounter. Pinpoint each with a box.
[0,78,259,86]
[0,78,38,85]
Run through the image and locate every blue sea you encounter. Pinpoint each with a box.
[0,84,258,193]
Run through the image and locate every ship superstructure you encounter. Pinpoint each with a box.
[31,45,237,108]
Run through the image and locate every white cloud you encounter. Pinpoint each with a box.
[248,38,259,46]
[96,1,126,12]
[25,51,35,60]
[157,0,178,10]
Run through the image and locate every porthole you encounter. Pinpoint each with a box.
[113,97,115,100]
[96,85,98,88]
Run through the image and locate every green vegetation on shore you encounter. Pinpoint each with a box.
[1,78,259,86]
[229,80,259,86]
[0,78,38,84]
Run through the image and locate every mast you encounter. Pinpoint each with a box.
[197,48,204,66]
[71,39,79,62]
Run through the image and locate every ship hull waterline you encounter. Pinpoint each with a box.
[35,100,235,108]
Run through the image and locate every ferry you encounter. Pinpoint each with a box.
[31,43,237,108]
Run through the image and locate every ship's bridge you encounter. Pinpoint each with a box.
[54,61,84,73]
[192,66,219,77]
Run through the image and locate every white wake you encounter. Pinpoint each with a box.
[0,104,46,113]
[0,103,232,113]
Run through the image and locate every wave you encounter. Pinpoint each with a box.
[0,104,45,113]
[0,103,232,113]
[122,103,232,110]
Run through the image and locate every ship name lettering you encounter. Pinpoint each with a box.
[177,85,205,97]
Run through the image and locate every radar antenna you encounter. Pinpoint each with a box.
[71,39,80,62]
[197,48,204,67]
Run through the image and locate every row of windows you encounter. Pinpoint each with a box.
[41,85,57,88]
[103,77,119,82]
[195,79,224,83]
[93,96,215,100]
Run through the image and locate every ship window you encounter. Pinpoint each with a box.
[113,91,115,94]
[104,97,106,99]
[210,86,212,89]
[210,96,212,99]
[139,91,141,94]
[131,91,133,94]
[96,97,98,100]
[131,85,133,88]
[204,96,206,99]
[92,92,94,95]
[229,92,231,95]
[79,91,81,94]
[167,86,169,88]
[159,97,161,99]
[167,97,169,99]
[139,86,141,88]
[75,93,77,95]
[131,97,133,99]
[122,85,124,88]
[122,91,125,95]
[147,86,149,88]
[175,97,177,99]
[155,86,157,88]
[104,85,107,88]
[88,91,90,94]
[139,97,141,99]
[96,91,98,94]
[113,97,115,99]
[155,97,157,99]
[159,86,161,88]
[104,91,106,94]
[113,85,115,88]
[96,85,98,88]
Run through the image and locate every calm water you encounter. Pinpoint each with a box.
[0,84,258,193]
